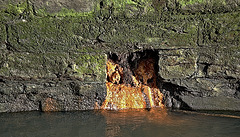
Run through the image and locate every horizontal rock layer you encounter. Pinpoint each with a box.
[0,0,239,112]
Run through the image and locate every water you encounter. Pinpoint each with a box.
[1,108,240,137]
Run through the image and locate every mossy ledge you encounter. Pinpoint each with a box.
[0,0,239,112]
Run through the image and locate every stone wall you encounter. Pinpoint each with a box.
[0,0,239,112]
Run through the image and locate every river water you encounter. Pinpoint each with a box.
[1,108,240,137]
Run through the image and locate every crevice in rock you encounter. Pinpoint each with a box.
[5,24,15,52]
[202,63,211,76]
[237,81,240,92]
[100,1,104,9]
[160,81,192,110]
[0,78,5,83]
[234,81,240,99]
[39,101,42,111]
[31,2,37,16]
[69,82,80,96]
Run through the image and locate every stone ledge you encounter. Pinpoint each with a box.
[0,80,106,112]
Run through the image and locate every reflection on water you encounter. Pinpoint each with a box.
[102,108,168,137]
[0,108,240,137]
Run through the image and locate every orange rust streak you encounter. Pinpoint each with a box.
[102,58,164,110]
[107,60,123,84]
[43,98,59,112]
[135,58,155,85]
[101,82,146,110]
[142,85,155,107]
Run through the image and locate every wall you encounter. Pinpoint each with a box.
[0,0,239,112]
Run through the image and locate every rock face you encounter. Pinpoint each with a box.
[159,48,240,110]
[31,0,95,13]
[0,0,239,112]
[0,79,106,112]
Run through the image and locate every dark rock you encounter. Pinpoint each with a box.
[172,98,180,109]
[0,80,106,112]
[180,95,240,111]
[165,96,172,108]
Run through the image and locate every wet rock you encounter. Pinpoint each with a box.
[165,96,173,108]
[235,91,240,99]
[172,98,181,109]
[41,98,60,112]
[0,80,106,112]
[180,95,240,111]
[1,94,40,112]
[0,103,7,113]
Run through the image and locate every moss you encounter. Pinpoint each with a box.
[36,7,96,18]
[96,0,155,17]
[0,66,10,76]
[30,0,153,17]
[178,0,226,6]
[6,16,91,52]
[101,0,151,9]
[0,52,69,78]
[3,3,239,52]
[178,0,205,7]
[5,2,28,15]
[55,8,95,17]
[0,50,107,82]
[2,0,34,19]
[0,0,95,18]
[0,22,6,48]
[0,0,239,82]
[72,53,106,82]
[1,0,237,19]
[159,49,197,79]
[196,12,239,46]
[177,0,229,14]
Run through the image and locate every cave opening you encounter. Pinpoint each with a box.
[101,50,164,110]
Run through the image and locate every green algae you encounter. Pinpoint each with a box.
[177,0,227,7]
[0,52,106,82]
[36,7,96,18]
[5,2,28,15]
[0,0,239,83]
[178,0,205,6]
[72,54,106,82]
[2,0,34,19]
[0,0,152,18]
[99,0,152,9]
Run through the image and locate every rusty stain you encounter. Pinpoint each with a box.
[42,98,60,112]
[101,56,164,110]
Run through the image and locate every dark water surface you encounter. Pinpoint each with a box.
[1,108,240,137]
